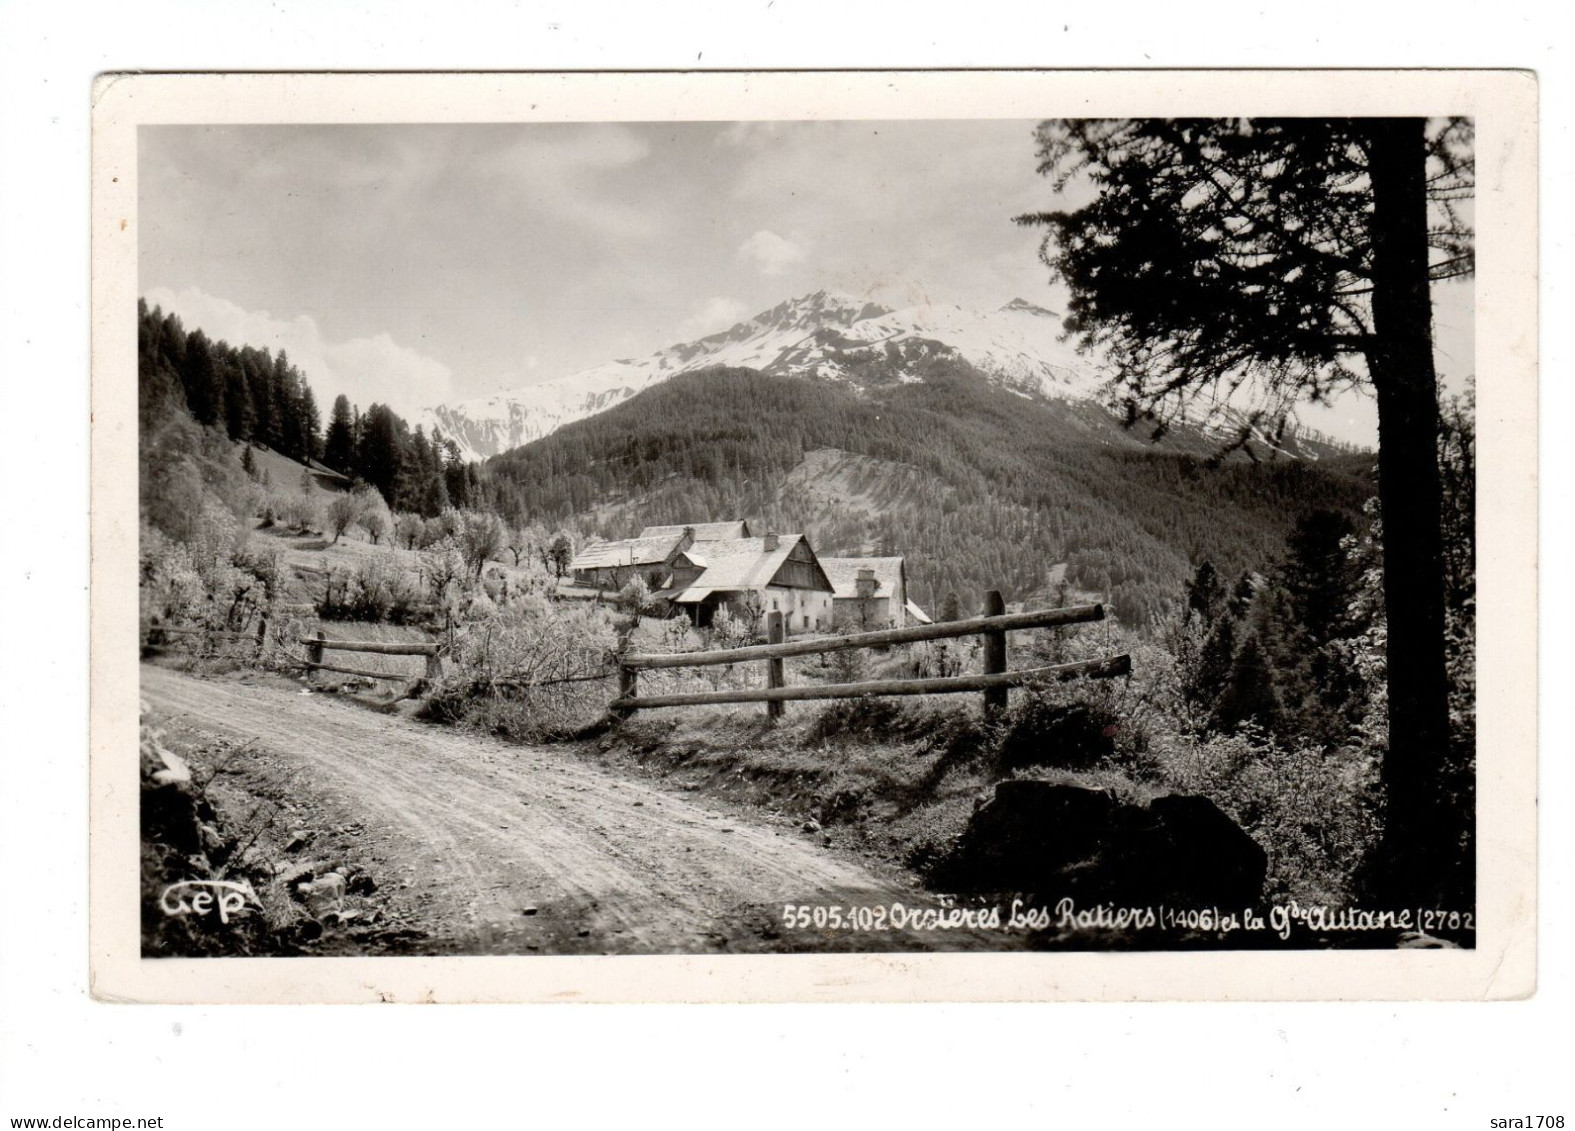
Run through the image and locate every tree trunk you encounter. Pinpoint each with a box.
[1364,118,1462,908]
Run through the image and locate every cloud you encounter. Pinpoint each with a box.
[143,286,455,419]
[678,296,751,338]
[738,229,807,276]
[485,124,658,240]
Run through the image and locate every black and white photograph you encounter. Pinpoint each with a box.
[88,71,1536,1001]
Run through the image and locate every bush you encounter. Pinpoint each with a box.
[423,599,620,741]
[1152,728,1382,905]
[266,490,320,534]
[997,695,1120,772]
[805,699,907,744]
[317,560,425,625]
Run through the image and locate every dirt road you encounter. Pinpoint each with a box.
[143,666,982,954]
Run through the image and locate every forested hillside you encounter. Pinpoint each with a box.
[488,360,1377,624]
[139,299,484,515]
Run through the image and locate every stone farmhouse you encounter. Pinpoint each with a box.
[820,556,932,630]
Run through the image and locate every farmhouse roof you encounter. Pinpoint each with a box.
[638,520,752,541]
[568,533,684,572]
[671,534,828,593]
[820,556,905,601]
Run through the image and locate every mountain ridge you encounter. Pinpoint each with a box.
[417,289,1121,461]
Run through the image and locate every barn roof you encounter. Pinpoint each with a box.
[568,533,684,571]
[638,520,752,541]
[820,556,905,601]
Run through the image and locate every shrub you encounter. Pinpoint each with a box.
[997,695,1120,772]
[1152,728,1382,905]
[423,599,620,741]
[317,560,425,625]
[141,523,207,628]
[805,699,906,744]
[268,491,320,534]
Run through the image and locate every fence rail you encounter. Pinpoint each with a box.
[618,603,1105,671]
[610,654,1129,711]
[612,592,1126,719]
[305,638,442,657]
[298,630,445,685]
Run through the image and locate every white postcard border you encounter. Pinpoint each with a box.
[90,69,1538,1003]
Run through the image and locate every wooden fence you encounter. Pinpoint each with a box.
[299,631,445,686]
[611,592,1129,718]
[145,618,447,692]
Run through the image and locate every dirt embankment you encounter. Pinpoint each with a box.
[142,666,998,954]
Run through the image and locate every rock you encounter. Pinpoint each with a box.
[278,860,318,887]
[283,830,309,853]
[931,780,1266,910]
[347,872,377,896]
[299,872,347,919]
[198,822,227,854]
[821,835,834,847]
[150,744,192,786]
[521,905,539,916]
[801,819,822,833]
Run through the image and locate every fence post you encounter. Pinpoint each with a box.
[982,589,1007,719]
[614,637,638,718]
[425,647,444,684]
[765,610,785,721]
[254,611,269,658]
[307,630,326,683]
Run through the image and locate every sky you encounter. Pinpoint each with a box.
[139,121,1473,445]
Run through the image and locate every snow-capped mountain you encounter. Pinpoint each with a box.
[417,289,1108,461]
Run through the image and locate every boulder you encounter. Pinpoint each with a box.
[931,780,1266,909]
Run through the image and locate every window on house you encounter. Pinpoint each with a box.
[803,615,810,629]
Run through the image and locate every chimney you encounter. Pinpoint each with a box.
[855,567,877,599]
[763,531,780,552]
[680,525,695,551]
